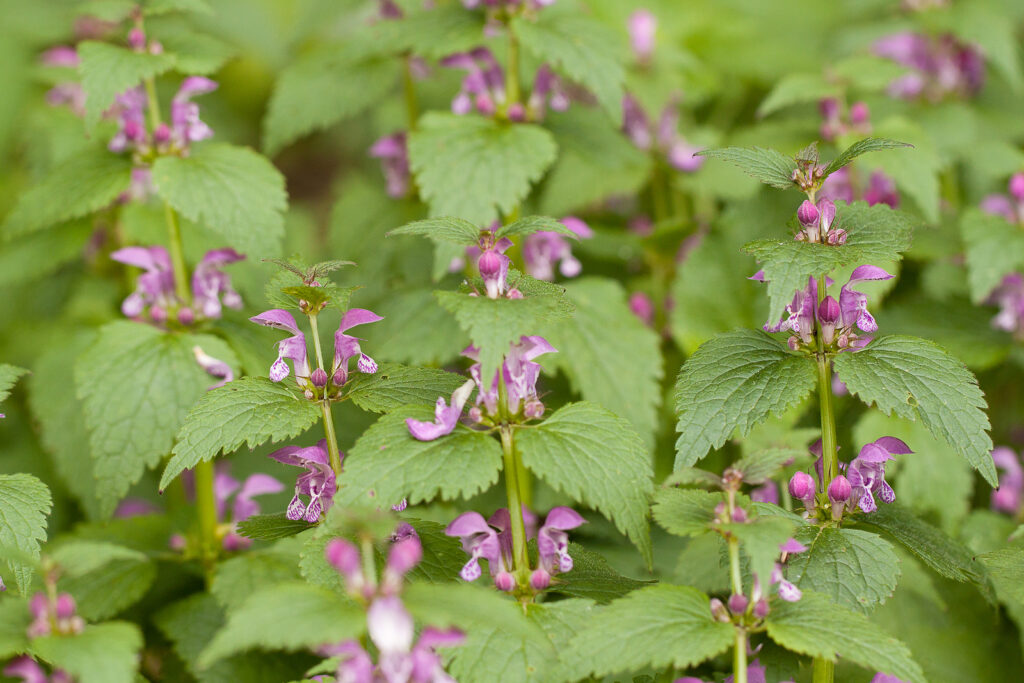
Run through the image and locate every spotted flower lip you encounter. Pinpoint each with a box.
[523,216,593,281]
[536,506,586,576]
[332,308,383,386]
[250,309,311,383]
[406,379,476,441]
[445,510,507,584]
[268,439,336,522]
[847,437,911,513]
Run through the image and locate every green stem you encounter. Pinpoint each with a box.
[307,314,327,372]
[194,459,219,579]
[500,425,530,581]
[360,536,378,588]
[402,57,420,131]
[726,489,747,683]
[815,275,838,485]
[321,401,343,477]
[506,30,520,107]
[143,76,162,131]
[734,628,748,683]
[163,203,190,303]
[812,658,835,683]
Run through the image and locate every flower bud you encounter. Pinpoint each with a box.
[150,305,167,323]
[475,93,495,116]
[177,307,195,326]
[731,506,747,523]
[753,598,770,619]
[788,471,815,503]
[494,571,515,592]
[332,368,347,387]
[710,598,730,623]
[468,406,483,423]
[797,200,819,227]
[849,101,870,126]
[1010,172,1024,202]
[828,475,852,504]
[128,27,146,51]
[55,593,76,620]
[530,568,551,590]
[478,249,504,298]
[311,367,328,388]
[326,539,362,578]
[386,536,423,578]
[818,198,836,233]
[817,296,840,345]
[153,123,172,144]
[507,103,526,122]
[728,593,749,614]
[524,400,545,419]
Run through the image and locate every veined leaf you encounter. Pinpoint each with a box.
[0,474,52,593]
[696,146,797,190]
[824,137,912,176]
[78,40,176,128]
[31,622,143,683]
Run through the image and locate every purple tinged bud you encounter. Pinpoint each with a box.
[150,305,167,324]
[154,123,171,144]
[789,471,815,502]
[797,200,819,227]
[818,199,837,233]
[507,103,526,121]
[478,249,502,277]
[55,593,75,620]
[177,307,195,325]
[731,507,747,523]
[1010,173,1024,202]
[753,599,770,619]
[710,598,730,622]
[128,27,146,50]
[818,296,840,324]
[387,536,422,577]
[530,568,551,590]
[524,400,545,419]
[828,475,852,503]
[326,539,362,578]
[728,593,749,614]
[494,571,515,592]
[850,101,870,125]
[311,367,328,387]
[332,368,346,386]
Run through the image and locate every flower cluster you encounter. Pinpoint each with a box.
[754,265,892,352]
[27,591,84,638]
[445,506,585,592]
[40,46,85,116]
[109,76,218,158]
[323,531,464,682]
[628,10,657,66]
[793,198,846,245]
[978,174,1024,337]
[370,133,411,198]
[991,447,1023,517]
[522,216,593,281]
[441,49,568,122]
[818,98,871,142]
[113,246,244,325]
[250,307,381,396]
[268,440,337,523]
[622,95,704,173]
[790,437,911,519]
[4,657,71,683]
[873,32,984,101]
[461,0,555,15]
[820,167,900,209]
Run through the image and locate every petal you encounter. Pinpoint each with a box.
[873,436,913,456]
[445,511,491,538]
[367,596,415,654]
[339,308,384,333]
[175,76,218,100]
[542,506,586,531]
[779,538,807,554]
[268,445,304,466]
[406,416,455,442]
[459,557,482,581]
[250,309,301,335]
[848,264,893,284]
[560,216,593,239]
[238,473,285,500]
[857,442,896,463]
[778,580,803,602]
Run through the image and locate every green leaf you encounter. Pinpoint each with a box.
[980,545,1024,605]
[734,448,806,485]
[0,364,27,406]
[152,143,287,256]
[31,622,143,683]
[408,112,558,226]
[494,215,578,241]
[75,321,239,515]
[527,599,596,683]
[961,207,1024,303]
[757,73,841,117]
[745,200,914,321]
[696,146,797,190]
[652,487,723,538]
[550,543,654,604]
[200,582,363,667]
[160,376,322,489]
[511,12,625,123]
[786,527,901,613]
[78,40,176,128]
[342,363,468,413]
[950,1,1022,89]
[2,149,133,237]
[388,216,481,246]
[516,401,654,565]
[833,335,995,486]
[402,519,466,584]
[436,271,573,381]
[263,47,399,154]
[0,220,94,288]
[537,278,663,446]
[850,505,991,591]
[369,5,485,59]
[823,137,913,176]
[567,584,734,678]
[372,288,465,366]
[236,513,314,541]
[765,590,924,683]
[0,474,51,593]
[674,329,817,468]
[337,407,503,508]
[210,545,304,614]
[0,596,31,659]
[719,516,797,586]
[52,541,156,620]
[153,26,234,75]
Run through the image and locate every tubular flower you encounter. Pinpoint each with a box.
[622,95,704,172]
[820,167,900,208]
[332,308,384,387]
[444,510,513,589]
[523,216,593,281]
[818,97,871,142]
[212,465,284,550]
[441,48,568,121]
[268,440,337,522]
[990,447,1022,515]
[406,379,476,442]
[250,309,311,385]
[27,592,83,638]
[847,437,912,513]
[191,248,244,318]
[463,335,557,420]
[4,656,72,683]
[628,10,657,64]
[531,507,587,589]
[793,198,846,245]
[874,32,984,101]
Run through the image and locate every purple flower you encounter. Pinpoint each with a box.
[41,46,85,117]
[192,346,234,390]
[522,216,593,280]
[793,198,843,244]
[533,506,586,587]
[192,248,244,318]
[406,379,476,441]
[332,308,383,386]
[363,596,465,683]
[370,133,411,198]
[113,498,159,518]
[464,336,557,419]
[847,437,912,513]
[108,87,148,153]
[874,32,984,101]
[750,480,779,504]
[250,309,312,384]
[629,292,655,326]
[827,474,853,518]
[788,471,816,511]
[212,465,284,550]
[111,246,176,318]
[871,675,910,683]
[170,76,217,147]
[628,10,657,64]
[28,592,83,638]
[445,510,512,587]
[441,48,505,116]
[769,538,806,602]
[475,234,515,299]
[381,534,423,595]
[268,440,336,522]
[991,447,1023,514]
[622,95,704,172]
[4,657,72,683]
[525,65,570,121]
[820,168,900,209]
[323,641,375,683]
[818,98,872,142]
[838,264,893,337]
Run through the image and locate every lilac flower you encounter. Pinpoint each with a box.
[874,32,984,101]
[464,336,556,419]
[41,46,85,117]
[28,592,83,638]
[847,437,912,513]
[750,480,779,504]
[170,76,218,147]
[788,471,816,511]
[871,675,911,683]
[525,65,570,121]
[108,87,148,153]
[629,292,655,326]
[991,447,1023,515]
[532,507,586,589]
[4,657,72,683]
[622,95,704,172]
[445,510,513,588]
[192,346,234,390]
[332,308,383,386]
[322,641,375,683]
[112,245,176,319]
[442,48,568,121]
[268,440,336,522]
[628,10,657,64]
[250,309,312,384]
[723,659,770,683]
[818,98,872,142]
[363,597,464,683]
[192,248,244,318]
[113,498,159,517]
[770,538,807,602]
[406,379,476,441]
[213,465,284,550]
[820,167,900,209]
[522,216,593,281]
[793,198,844,244]
[369,133,411,198]
[475,235,515,299]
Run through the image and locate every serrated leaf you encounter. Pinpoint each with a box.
[851,505,990,591]
[961,207,1024,303]
[337,407,503,508]
[550,543,654,604]
[734,448,806,485]
[436,271,573,381]
[388,216,481,245]
[757,73,841,117]
[369,5,485,59]
[371,288,465,366]
[78,41,176,127]
[31,622,143,683]
[674,329,817,468]
[342,363,468,413]
[745,200,914,321]
[152,143,287,256]
[2,149,133,237]
[833,335,995,486]
[516,401,654,565]
[0,474,51,593]
[980,546,1024,605]
[154,27,234,74]
[0,365,27,406]
[765,590,924,683]
[236,513,314,541]
[408,112,557,226]
[527,599,596,683]
[160,376,321,490]
[200,582,363,666]
[787,527,900,613]
[567,584,734,677]
[652,487,724,537]
[51,541,156,620]
[696,147,797,190]
[511,12,624,123]
[402,519,466,584]
[210,545,304,614]
[0,596,31,659]
[494,215,578,240]
[537,278,663,446]
[263,48,399,154]
[824,137,912,176]
[0,219,93,288]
